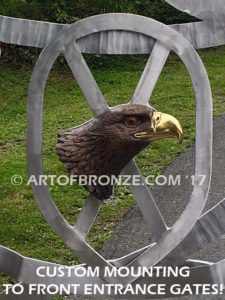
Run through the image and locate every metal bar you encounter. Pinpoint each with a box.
[162,198,225,265]
[1,14,225,52]
[1,246,225,299]
[63,42,109,117]
[109,198,225,268]
[0,15,68,48]
[74,194,102,239]
[111,244,155,268]
[131,42,170,105]
[123,160,168,241]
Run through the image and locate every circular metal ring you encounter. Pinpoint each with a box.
[27,13,213,284]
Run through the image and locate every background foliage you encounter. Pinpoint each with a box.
[0,0,196,65]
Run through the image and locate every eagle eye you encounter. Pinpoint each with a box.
[125,116,141,128]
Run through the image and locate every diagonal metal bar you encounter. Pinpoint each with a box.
[74,194,102,239]
[63,42,109,117]
[128,42,171,242]
[111,244,155,268]
[122,160,168,241]
[1,246,225,299]
[162,198,225,266]
[131,41,170,105]
[112,198,225,268]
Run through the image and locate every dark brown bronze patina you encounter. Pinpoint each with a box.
[56,104,183,200]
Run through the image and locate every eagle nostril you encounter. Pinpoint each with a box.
[155,115,161,126]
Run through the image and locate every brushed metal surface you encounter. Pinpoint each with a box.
[166,0,225,22]
[1,0,225,53]
[1,246,225,299]
[131,41,170,105]
[1,6,224,298]
[24,14,212,290]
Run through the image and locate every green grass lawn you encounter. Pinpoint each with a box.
[0,46,225,292]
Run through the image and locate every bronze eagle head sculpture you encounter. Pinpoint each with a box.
[56,104,183,200]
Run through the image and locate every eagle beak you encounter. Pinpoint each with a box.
[135,112,184,144]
